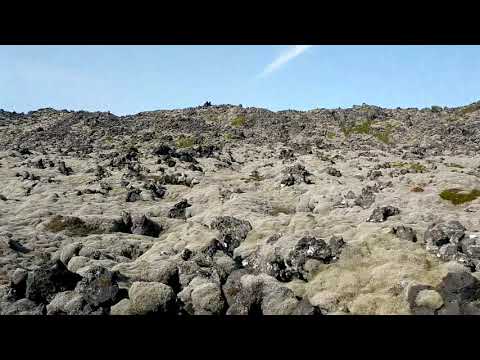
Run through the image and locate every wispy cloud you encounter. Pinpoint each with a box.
[258,45,313,78]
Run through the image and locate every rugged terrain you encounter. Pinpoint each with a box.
[2,102,480,315]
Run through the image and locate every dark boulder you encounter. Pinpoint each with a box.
[25,260,82,304]
[126,188,142,202]
[74,266,119,307]
[210,216,253,256]
[168,199,192,219]
[424,221,466,247]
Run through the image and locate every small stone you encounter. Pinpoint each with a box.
[391,226,417,242]
[110,298,133,315]
[367,206,400,222]
[60,243,83,266]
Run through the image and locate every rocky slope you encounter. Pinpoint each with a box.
[2,102,480,315]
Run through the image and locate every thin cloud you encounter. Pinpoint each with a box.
[258,45,313,78]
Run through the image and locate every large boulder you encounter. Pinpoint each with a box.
[243,235,344,282]
[74,266,119,307]
[177,276,226,315]
[424,221,466,247]
[128,281,176,315]
[210,216,253,255]
[168,199,192,219]
[1,298,45,315]
[25,260,82,304]
[46,291,104,315]
[226,274,300,315]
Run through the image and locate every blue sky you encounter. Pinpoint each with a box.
[0,45,479,115]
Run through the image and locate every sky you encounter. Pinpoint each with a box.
[0,45,479,116]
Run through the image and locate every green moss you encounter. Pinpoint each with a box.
[439,188,480,205]
[176,135,196,148]
[223,133,233,141]
[104,136,113,143]
[374,131,391,144]
[231,115,247,127]
[341,120,391,144]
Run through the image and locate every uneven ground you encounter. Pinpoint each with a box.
[2,103,480,315]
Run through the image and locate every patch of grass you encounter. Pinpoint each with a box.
[326,132,336,140]
[223,133,233,141]
[175,135,196,148]
[459,102,480,116]
[341,120,392,144]
[45,215,99,237]
[445,162,464,169]
[230,115,247,128]
[104,136,113,143]
[439,188,480,205]
[390,162,427,173]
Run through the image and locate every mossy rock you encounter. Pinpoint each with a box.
[439,188,480,205]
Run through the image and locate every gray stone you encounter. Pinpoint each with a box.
[110,298,133,315]
[60,243,83,266]
[46,291,103,315]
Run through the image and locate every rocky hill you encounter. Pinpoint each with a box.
[1,102,480,315]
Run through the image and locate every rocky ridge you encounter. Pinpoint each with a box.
[2,102,480,315]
